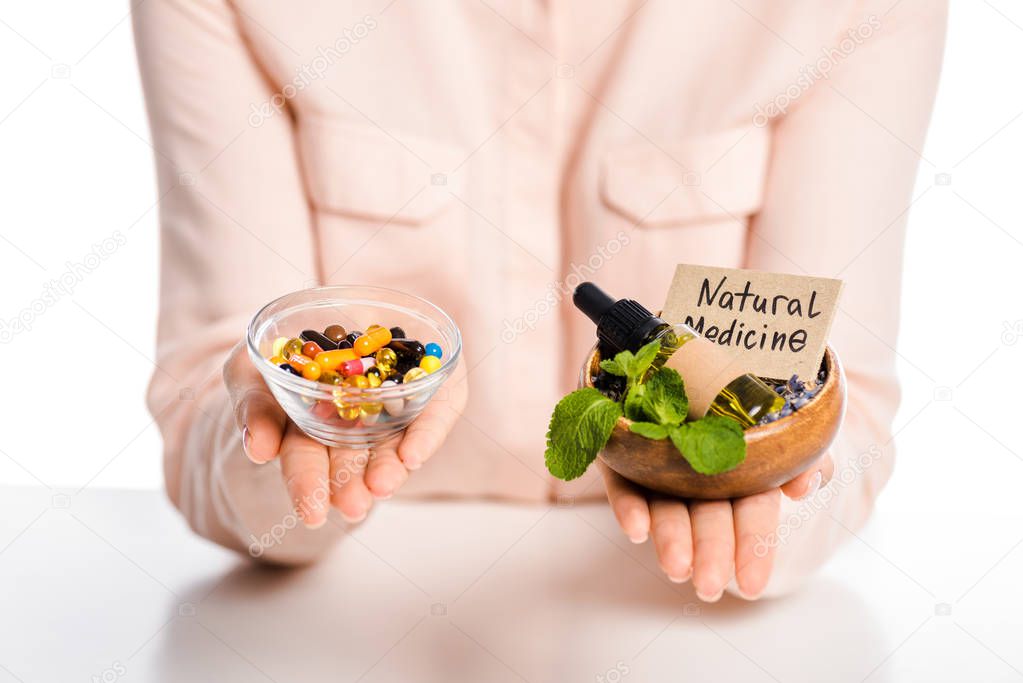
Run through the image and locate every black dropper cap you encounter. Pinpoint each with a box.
[573,282,667,353]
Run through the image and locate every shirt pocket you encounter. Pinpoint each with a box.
[296,113,465,225]
[600,125,770,227]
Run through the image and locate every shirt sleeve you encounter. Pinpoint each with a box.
[738,0,947,596]
[133,0,343,562]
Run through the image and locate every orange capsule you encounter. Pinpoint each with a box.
[301,361,322,381]
[287,353,313,373]
[301,341,324,358]
[353,334,376,357]
[314,348,358,371]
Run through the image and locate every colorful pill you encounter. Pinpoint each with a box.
[336,402,361,421]
[301,330,338,351]
[301,341,324,358]
[282,338,303,358]
[279,363,301,376]
[323,324,348,343]
[424,343,442,359]
[268,355,286,366]
[301,361,322,381]
[342,374,370,389]
[345,331,362,345]
[340,357,376,377]
[317,370,343,385]
[419,355,442,374]
[314,348,358,371]
[364,367,384,387]
[375,348,397,371]
[387,338,425,372]
[286,353,313,372]
[272,337,289,357]
[403,367,427,383]
[380,380,405,416]
[389,326,406,339]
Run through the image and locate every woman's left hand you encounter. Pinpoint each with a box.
[601,452,834,601]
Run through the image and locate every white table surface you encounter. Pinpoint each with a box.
[1,484,1020,683]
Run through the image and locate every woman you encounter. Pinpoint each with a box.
[134,0,946,601]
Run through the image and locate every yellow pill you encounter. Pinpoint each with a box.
[364,367,384,387]
[272,337,289,357]
[342,375,370,389]
[403,367,428,383]
[337,403,361,421]
[317,370,343,385]
[282,338,303,358]
[268,355,286,366]
[419,355,442,374]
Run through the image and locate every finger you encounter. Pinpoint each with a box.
[397,359,467,471]
[328,447,373,523]
[780,451,835,500]
[364,434,409,500]
[279,422,330,529]
[732,488,782,600]
[689,500,735,602]
[397,400,461,471]
[223,341,286,463]
[601,463,651,544]
[650,497,693,583]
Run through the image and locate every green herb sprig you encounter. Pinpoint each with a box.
[544,341,746,480]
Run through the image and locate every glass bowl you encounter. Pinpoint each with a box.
[247,285,461,449]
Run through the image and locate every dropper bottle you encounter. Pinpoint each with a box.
[574,282,783,427]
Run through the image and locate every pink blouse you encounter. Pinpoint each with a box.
[134,0,946,595]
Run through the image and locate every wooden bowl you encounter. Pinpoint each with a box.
[580,346,846,499]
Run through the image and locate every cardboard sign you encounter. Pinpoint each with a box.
[661,264,843,382]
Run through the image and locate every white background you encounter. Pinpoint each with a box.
[2,3,1023,681]
[0,3,1020,503]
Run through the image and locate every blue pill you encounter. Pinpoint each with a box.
[425,342,442,359]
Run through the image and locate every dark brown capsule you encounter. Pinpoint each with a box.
[387,338,425,372]
[300,329,337,350]
[322,324,348,343]
[345,331,363,345]
[388,326,406,339]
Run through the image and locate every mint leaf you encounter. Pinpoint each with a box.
[545,388,623,480]
[629,421,670,439]
[627,367,688,426]
[630,340,661,383]
[623,383,647,421]
[599,358,626,376]
[668,416,746,475]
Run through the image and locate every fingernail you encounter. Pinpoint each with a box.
[303,517,327,530]
[629,533,648,544]
[797,470,823,501]
[668,568,692,584]
[242,425,257,462]
[738,586,765,601]
[341,510,367,524]
[373,491,393,500]
[696,587,725,602]
[403,457,421,471]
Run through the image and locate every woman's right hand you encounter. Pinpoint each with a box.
[222,340,466,528]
